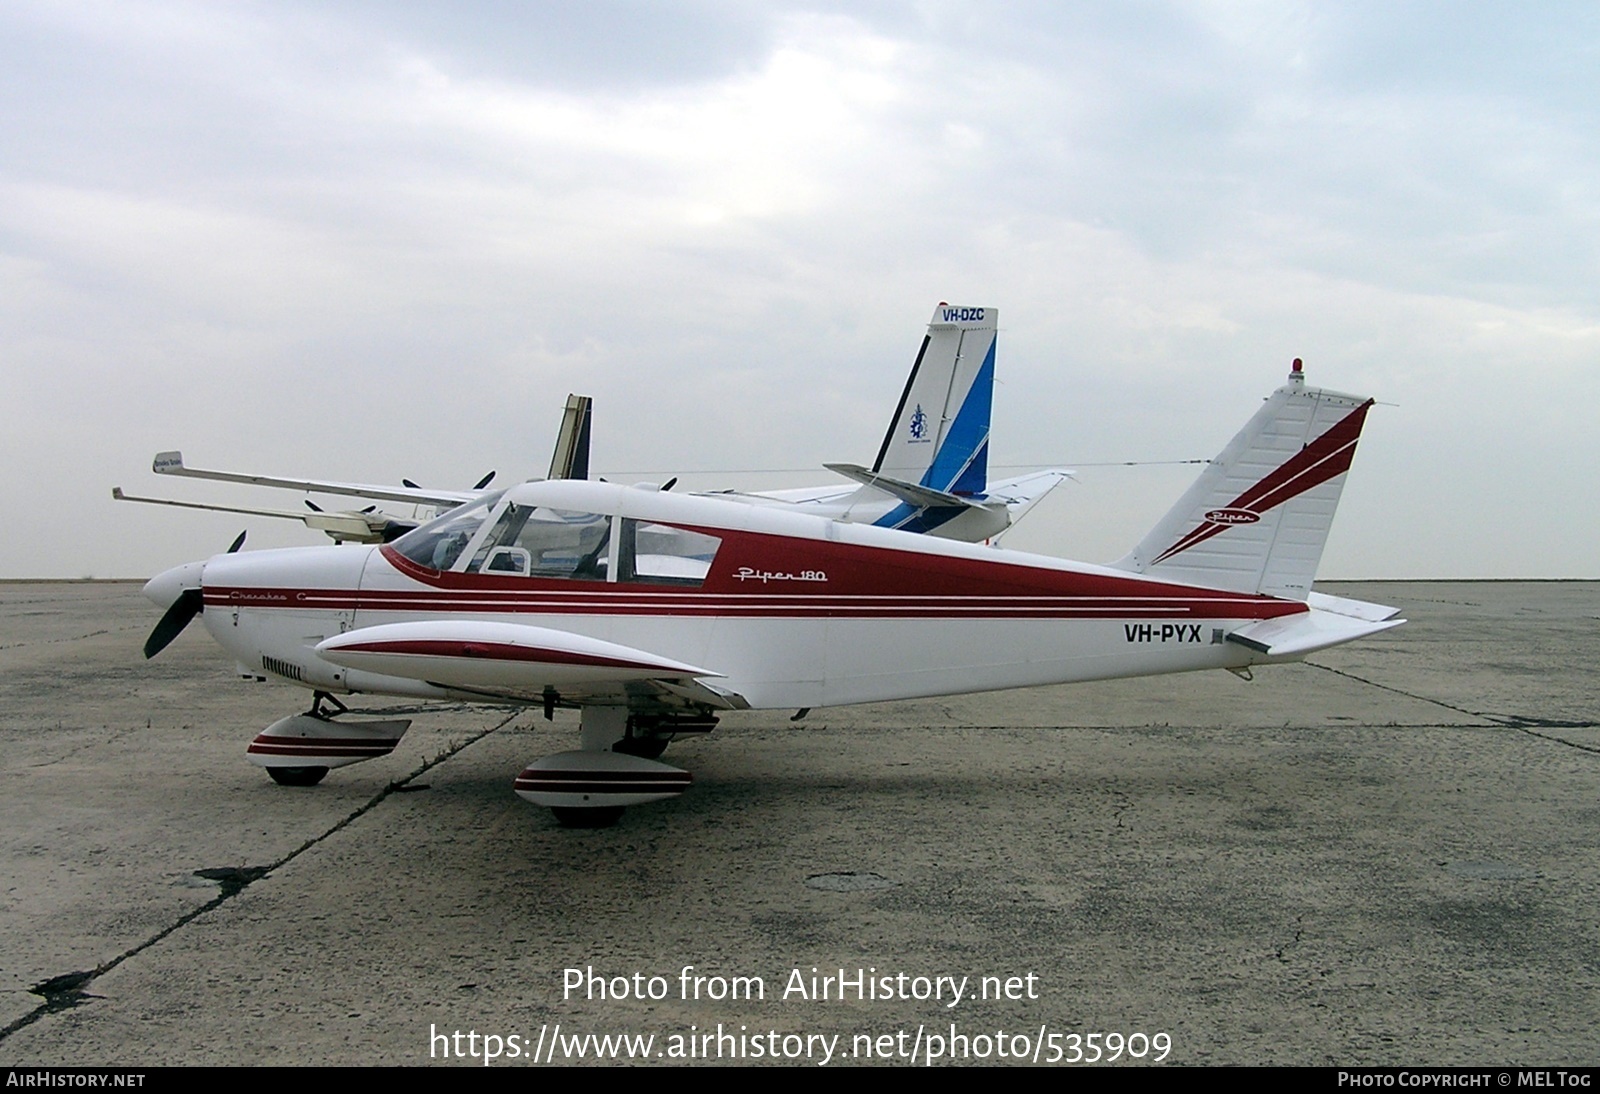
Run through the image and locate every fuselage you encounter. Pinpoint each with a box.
[194,479,1304,711]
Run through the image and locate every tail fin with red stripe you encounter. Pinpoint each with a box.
[1113,361,1374,600]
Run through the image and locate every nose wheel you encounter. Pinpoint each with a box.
[267,765,329,787]
[247,695,412,786]
[550,806,626,828]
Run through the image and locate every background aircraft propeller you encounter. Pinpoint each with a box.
[142,531,245,659]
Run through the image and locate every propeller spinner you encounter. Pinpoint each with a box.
[141,531,245,658]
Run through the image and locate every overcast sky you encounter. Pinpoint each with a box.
[4,1,1597,579]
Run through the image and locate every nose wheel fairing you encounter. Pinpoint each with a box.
[246,712,412,773]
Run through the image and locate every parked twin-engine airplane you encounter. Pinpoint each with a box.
[114,305,1068,547]
[114,395,597,544]
[138,354,1401,827]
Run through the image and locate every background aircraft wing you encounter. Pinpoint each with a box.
[112,487,412,543]
[153,450,478,507]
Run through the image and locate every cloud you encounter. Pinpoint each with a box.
[2,2,1596,578]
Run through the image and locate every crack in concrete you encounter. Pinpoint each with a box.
[0,626,140,652]
[1274,919,1305,963]
[0,708,522,1045]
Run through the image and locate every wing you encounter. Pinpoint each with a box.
[315,620,746,710]
[153,450,478,508]
[112,487,413,544]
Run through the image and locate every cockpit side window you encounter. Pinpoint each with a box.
[465,504,614,580]
[618,520,720,587]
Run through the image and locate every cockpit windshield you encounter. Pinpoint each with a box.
[389,488,722,586]
[389,490,506,572]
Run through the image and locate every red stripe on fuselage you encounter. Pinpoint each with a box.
[203,527,1307,621]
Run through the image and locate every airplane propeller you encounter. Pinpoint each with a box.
[143,589,203,659]
[402,471,495,491]
[142,531,245,659]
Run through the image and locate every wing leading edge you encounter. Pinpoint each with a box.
[316,620,739,708]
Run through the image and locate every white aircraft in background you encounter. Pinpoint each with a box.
[113,305,1069,547]
[695,304,1068,541]
[137,358,1402,828]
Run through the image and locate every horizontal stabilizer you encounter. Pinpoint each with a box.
[317,620,721,691]
[1305,591,1403,622]
[823,463,997,513]
[1226,609,1405,659]
[986,469,1073,528]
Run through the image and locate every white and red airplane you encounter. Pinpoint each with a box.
[139,358,1401,826]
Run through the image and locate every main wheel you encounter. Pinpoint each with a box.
[551,806,625,828]
[267,765,329,787]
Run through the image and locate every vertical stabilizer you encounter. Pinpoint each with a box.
[548,394,592,480]
[1113,361,1374,600]
[871,305,997,496]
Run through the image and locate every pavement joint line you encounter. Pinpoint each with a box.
[0,707,524,1046]
[1510,727,1600,755]
[1305,662,1600,741]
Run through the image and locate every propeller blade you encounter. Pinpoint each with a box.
[474,471,497,490]
[144,588,203,659]
[662,477,678,492]
[304,500,324,512]
[402,479,420,489]
[227,530,247,553]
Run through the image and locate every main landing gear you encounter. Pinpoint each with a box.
[514,708,715,828]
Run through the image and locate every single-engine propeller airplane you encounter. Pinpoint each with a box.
[136,353,1402,827]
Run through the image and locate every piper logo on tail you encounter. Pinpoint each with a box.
[1203,508,1260,526]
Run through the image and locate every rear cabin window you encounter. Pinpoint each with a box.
[620,520,720,586]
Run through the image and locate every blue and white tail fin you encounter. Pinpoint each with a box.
[1113,361,1376,601]
[825,304,1009,537]
[872,304,996,496]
